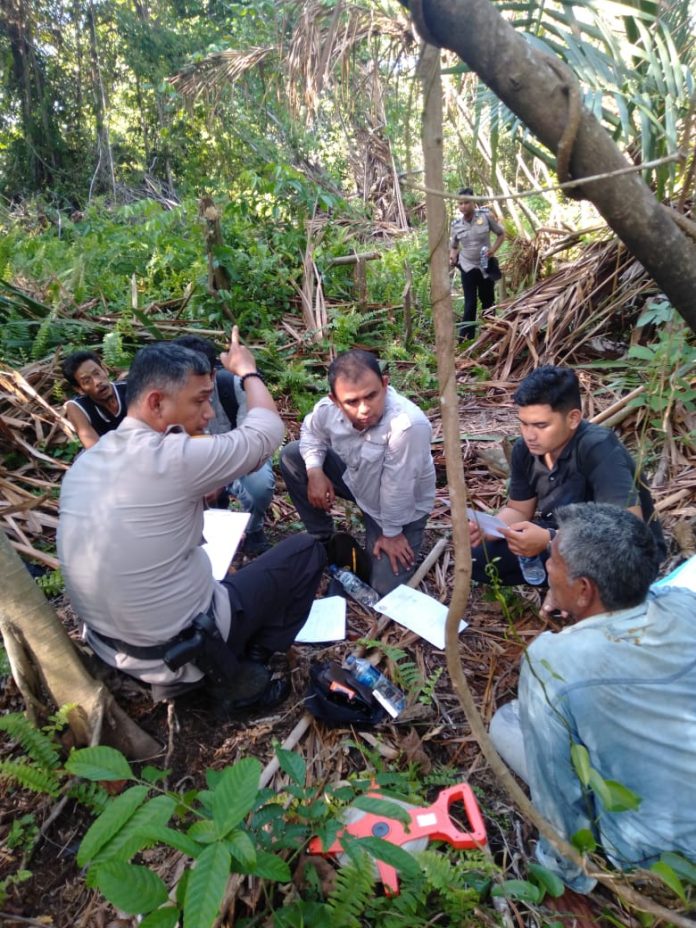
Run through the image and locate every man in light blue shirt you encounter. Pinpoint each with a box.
[491,502,696,891]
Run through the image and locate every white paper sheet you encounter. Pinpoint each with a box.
[466,507,507,540]
[202,509,250,580]
[653,554,696,593]
[296,596,347,643]
[375,585,468,649]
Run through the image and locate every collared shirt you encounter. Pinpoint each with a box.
[519,587,696,891]
[509,420,665,557]
[57,408,284,684]
[450,210,504,273]
[65,381,128,436]
[299,386,435,537]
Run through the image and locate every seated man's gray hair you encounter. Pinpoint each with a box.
[127,343,211,408]
[556,503,659,611]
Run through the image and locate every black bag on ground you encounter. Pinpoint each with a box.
[326,532,371,582]
[305,660,387,727]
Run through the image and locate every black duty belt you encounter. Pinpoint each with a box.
[88,627,181,660]
[87,610,236,686]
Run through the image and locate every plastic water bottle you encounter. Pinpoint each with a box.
[518,555,546,586]
[480,245,489,272]
[344,655,406,718]
[328,565,380,607]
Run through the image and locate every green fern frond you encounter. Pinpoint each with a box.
[358,639,408,664]
[31,315,56,359]
[326,856,374,928]
[0,712,61,770]
[418,848,461,891]
[394,659,421,693]
[418,666,443,705]
[422,765,461,788]
[0,760,61,796]
[68,779,110,813]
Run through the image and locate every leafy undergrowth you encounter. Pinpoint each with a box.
[2,568,692,928]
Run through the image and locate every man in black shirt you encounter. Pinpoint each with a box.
[62,351,127,449]
[469,366,665,604]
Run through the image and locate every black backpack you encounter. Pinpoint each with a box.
[216,370,239,430]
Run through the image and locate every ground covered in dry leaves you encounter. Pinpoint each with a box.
[1,327,694,926]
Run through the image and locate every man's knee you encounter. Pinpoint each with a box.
[269,533,327,570]
[279,441,304,480]
[240,463,275,509]
[369,556,411,597]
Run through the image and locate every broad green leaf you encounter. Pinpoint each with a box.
[183,843,231,928]
[570,744,591,788]
[188,820,219,844]
[77,785,149,866]
[588,769,612,810]
[144,825,202,859]
[492,879,542,903]
[274,901,329,928]
[94,795,176,864]
[627,345,656,361]
[275,746,306,786]
[650,861,687,903]
[141,766,170,785]
[356,836,423,880]
[211,758,261,838]
[247,850,291,882]
[225,830,257,869]
[601,780,642,813]
[660,852,696,886]
[351,796,413,826]
[140,907,181,928]
[66,746,134,782]
[571,828,597,853]
[528,862,565,898]
[94,861,168,915]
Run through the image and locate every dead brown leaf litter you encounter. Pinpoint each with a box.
[1,252,695,925]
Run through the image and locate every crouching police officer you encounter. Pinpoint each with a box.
[58,330,325,713]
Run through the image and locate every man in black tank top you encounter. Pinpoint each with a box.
[62,350,127,449]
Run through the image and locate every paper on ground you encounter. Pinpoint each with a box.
[466,507,507,539]
[202,509,250,579]
[653,554,696,593]
[375,585,467,649]
[296,596,347,643]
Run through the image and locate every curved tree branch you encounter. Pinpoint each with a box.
[410,0,696,333]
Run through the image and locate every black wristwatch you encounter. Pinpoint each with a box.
[547,527,557,552]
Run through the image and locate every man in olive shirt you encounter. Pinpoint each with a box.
[58,330,325,710]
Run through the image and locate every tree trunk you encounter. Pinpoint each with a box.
[408,0,696,333]
[0,0,59,188]
[86,0,115,198]
[0,528,160,760]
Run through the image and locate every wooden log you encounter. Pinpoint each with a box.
[326,251,381,267]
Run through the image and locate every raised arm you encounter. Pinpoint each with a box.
[220,326,277,416]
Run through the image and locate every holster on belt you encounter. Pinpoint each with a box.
[163,611,237,686]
